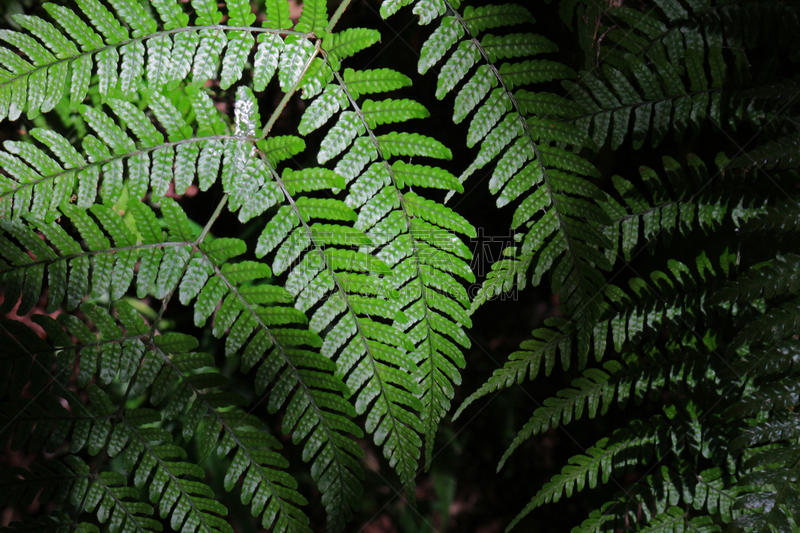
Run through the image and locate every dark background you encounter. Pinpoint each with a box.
[0,0,773,532]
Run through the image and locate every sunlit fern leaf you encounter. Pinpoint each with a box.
[252,33,282,91]
[323,28,380,71]
[106,105,371,527]
[0,197,279,325]
[435,40,480,99]
[376,131,451,159]
[362,98,430,127]
[295,0,328,36]
[412,0,449,26]
[298,56,335,99]
[379,0,415,20]
[419,17,463,75]
[283,62,474,494]
[344,68,412,99]
[280,38,316,91]
[0,87,235,218]
[220,31,255,89]
[408,0,611,329]
[0,0,321,120]
[298,85,348,135]
[307,66,476,475]
[254,178,423,499]
[318,111,366,163]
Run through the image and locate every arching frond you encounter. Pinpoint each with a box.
[0,0,321,121]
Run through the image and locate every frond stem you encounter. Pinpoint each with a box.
[326,0,356,34]
[260,39,323,139]
[149,195,225,338]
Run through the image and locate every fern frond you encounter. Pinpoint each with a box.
[146,341,312,533]
[0,356,233,533]
[0,204,186,312]
[458,249,737,421]
[0,456,162,533]
[329,68,475,472]
[498,344,723,468]
[259,151,423,502]
[729,439,800,532]
[0,514,97,533]
[565,49,725,149]
[0,87,242,219]
[323,28,381,71]
[294,45,477,480]
[729,131,800,171]
[397,0,617,332]
[0,172,351,530]
[27,315,311,533]
[728,338,800,381]
[629,464,737,525]
[0,0,321,120]
[146,183,364,531]
[711,254,800,305]
[506,414,693,532]
[732,298,800,353]
[638,508,718,533]
[598,154,768,263]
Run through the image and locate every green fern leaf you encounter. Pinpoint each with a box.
[462,4,534,35]
[343,68,411,99]
[319,111,365,163]
[436,41,480,99]
[376,132,452,159]
[264,0,292,29]
[362,98,429,127]
[221,31,256,89]
[324,28,380,70]
[419,17,463,75]
[254,33,283,91]
[194,30,228,83]
[299,85,347,135]
[296,0,328,36]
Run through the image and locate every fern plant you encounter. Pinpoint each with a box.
[2,0,800,532]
